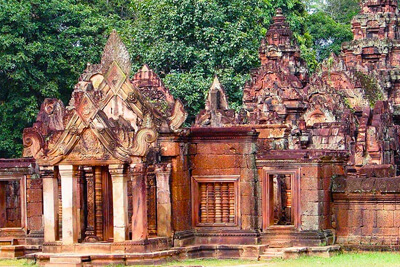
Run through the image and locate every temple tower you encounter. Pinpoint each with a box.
[243,9,308,126]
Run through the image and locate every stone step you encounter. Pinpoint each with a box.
[268,241,292,248]
[45,255,90,267]
[259,253,283,260]
[259,248,284,260]
[0,245,25,259]
[45,263,82,267]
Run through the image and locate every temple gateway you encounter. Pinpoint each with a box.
[2,0,400,265]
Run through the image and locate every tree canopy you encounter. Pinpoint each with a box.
[304,0,359,60]
[0,0,361,158]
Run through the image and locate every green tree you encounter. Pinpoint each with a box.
[304,0,360,61]
[0,0,131,158]
[306,11,354,61]
[304,0,360,24]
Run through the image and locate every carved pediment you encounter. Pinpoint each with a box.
[23,30,186,165]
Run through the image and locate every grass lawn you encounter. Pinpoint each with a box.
[0,259,35,266]
[3,252,400,266]
[155,252,400,267]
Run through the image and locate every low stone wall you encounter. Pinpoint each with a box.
[332,176,400,248]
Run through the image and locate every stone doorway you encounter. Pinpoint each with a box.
[262,169,300,230]
[271,174,293,226]
[81,166,114,243]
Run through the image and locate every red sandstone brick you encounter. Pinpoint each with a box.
[376,210,394,228]
[27,178,43,189]
[196,143,244,155]
[301,201,320,216]
[192,155,241,169]
[362,209,376,229]
[349,227,362,236]
[160,141,180,156]
[28,216,42,230]
[348,209,363,228]
[321,177,330,191]
[26,189,43,203]
[171,186,188,202]
[361,226,374,237]
[188,144,197,155]
[27,202,43,217]
[336,210,349,229]
[393,210,400,227]
[300,167,319,179]
[241,215,254,230]
[384,204,396,211]
[240,182,254,196]
[300,178,318,190]
[375,227,399,236]
[301,215,319,231]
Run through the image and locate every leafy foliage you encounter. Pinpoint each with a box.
[304,0,360,24]
[0,0,131,157]
[306,11,354,61]
[304,0,359,60]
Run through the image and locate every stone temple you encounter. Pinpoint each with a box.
[1,0,400,265]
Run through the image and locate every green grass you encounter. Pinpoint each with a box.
[160,258,261,266]
[0,259,35,266]
[269,252,400,267]
[5,252,400,266]
[143,252,400,267]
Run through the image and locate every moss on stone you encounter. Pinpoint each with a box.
[355,71,383,108]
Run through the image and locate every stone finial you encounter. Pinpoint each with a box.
[273,8,285,23]
[205,76,229,111]
[265,8,293,47]
[100,29,131,75]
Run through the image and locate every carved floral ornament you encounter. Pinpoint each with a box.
[23,30,187,165]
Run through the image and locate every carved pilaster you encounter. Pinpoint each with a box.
[155,163,172,237]
[130,163,148,241]
[94,166,103,241]
[83,166,99,242]
[41,166,59,242]
[109,164,128,243]
[146,170,157,236]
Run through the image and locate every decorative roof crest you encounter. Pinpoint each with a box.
[100,29,131,75]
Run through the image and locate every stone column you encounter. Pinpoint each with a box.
[130,163,148,241]
[59,165,78,245]
[155,163,172,237]
[41,166,59,242]
[109,164,128,242]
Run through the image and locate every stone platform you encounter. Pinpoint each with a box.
[32,244,341,266]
